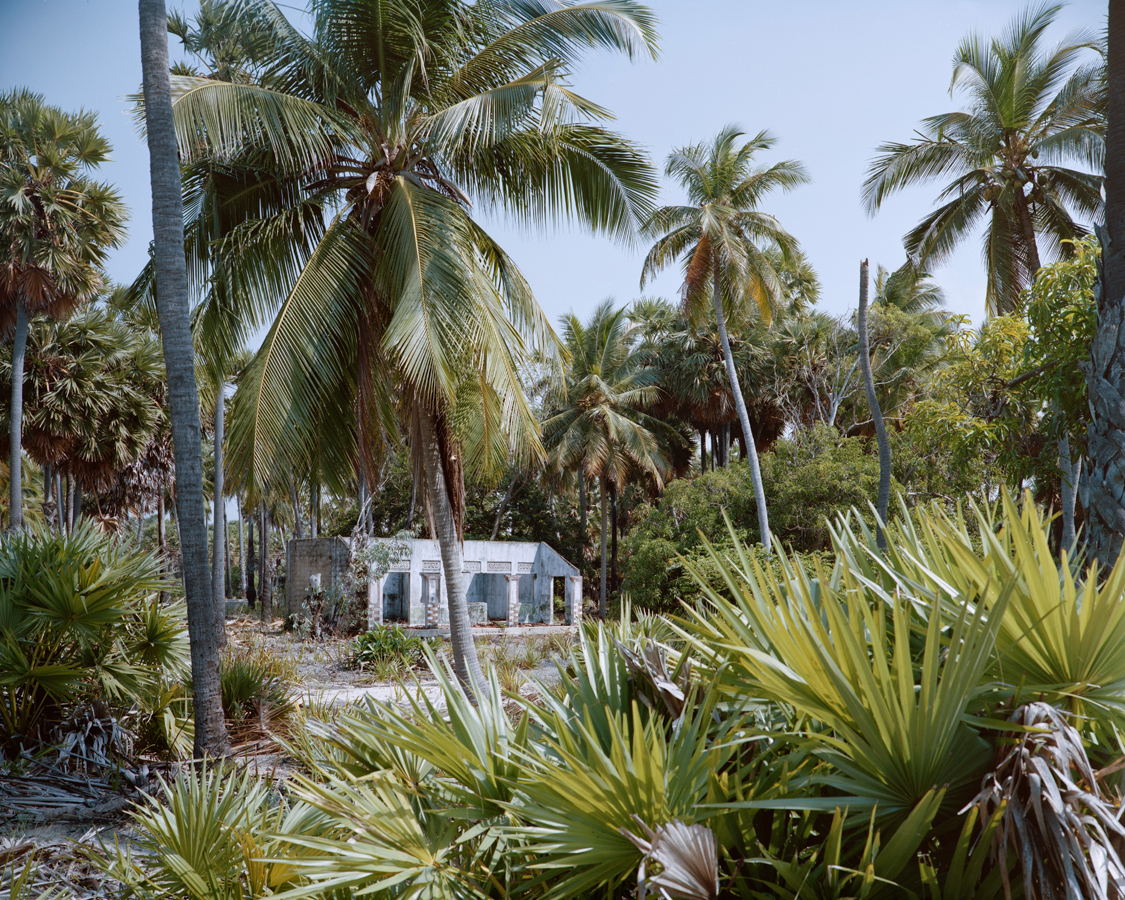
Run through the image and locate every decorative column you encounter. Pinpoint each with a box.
[565,576,583,625]
[423,574,440,626]
[506,574,520,626]
[366,576,383,630]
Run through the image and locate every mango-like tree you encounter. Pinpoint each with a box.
[164,0,658,697]
[0,90,126,529]
[641,127,808,553]
[863,4,1103,315]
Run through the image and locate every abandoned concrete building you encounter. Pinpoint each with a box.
[285,537,583,628]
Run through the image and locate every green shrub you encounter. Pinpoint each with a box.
[343,626,439,673]
[0,522,186,754]
[622,426,873,612]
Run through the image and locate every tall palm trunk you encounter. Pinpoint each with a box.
[8,303,28,530]
[610,485,618,597]
[236,494,246,597]
[599,474,609,619]
[259,504,272,620]
[289,478,303,539]
[418,405,488,699]
[212,395,226,645]
[578,474,587,547]
[1087,0,1125,565]
[139,0,229,758]
[713,263,771,551]
[857,260,892,549]
[699,428,707,473]
[246,512,257,607]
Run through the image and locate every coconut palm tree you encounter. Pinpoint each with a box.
[544,301,673,618]
[0,90,127,529]
[1088,3,1125,566]
[641,127,809,553]
[139,0,230,757]
[863,4,1103,315]
[160,0,658,698]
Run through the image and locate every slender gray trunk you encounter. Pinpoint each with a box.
[699,428,707,474]
[713,264,771,551]
[66,475,75,533]
[43,464,52,529]
[8,303,28,530]
[578,474,587,544]
[73,482,82,528]
[211,395,226,644]
[599,475,609,619]
[358,475,368,536]
[139,0,229,757]
[246,513,257,607]
[55,470,62,529]
[1059,434,1081,555]
[224,517,231,597]
[290,478,303,539]
[857,259,892,549]
[259,504,272,620]
[236,494,246,597]
[417,405,488,699]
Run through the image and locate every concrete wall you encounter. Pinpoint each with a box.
[285,537,351,615]
[287,536,582,626]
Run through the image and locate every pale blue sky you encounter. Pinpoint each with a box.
[0,0,1106,334]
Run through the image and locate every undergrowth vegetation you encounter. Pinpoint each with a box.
[87,491,1125,899]
[0,523,186,757]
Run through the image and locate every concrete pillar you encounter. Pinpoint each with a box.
[506,574,520,626]
[366,576,384,630]
[565,576,583,625]
[424,574,440,626]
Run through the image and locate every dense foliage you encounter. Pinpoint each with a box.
[92,493,1125,899]
[0,523,186,754]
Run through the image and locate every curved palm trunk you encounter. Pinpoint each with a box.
[212,394,226,644]
[857,260,892,549]
[599,474,609,619]
[712,265,771,551]
[139,0,229,758]
[418,405,488,699]
[8,302,28,530]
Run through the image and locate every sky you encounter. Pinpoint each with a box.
[0,0,1107,336]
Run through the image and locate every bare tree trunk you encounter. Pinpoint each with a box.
[417,404,488,699]
[599,475,609,619]
[43,464,53,531]
[1085,1,1125,566]
[236,494,246,598]
[211,395,226,645]
[224,517,232,598]
[246,512,257,608]
[259,504,272,621]
[490,470,520,540]
[290,478,303,539]
[55,470,62,531]
[857,259,892,549]
[610,484,618,597]
[8,303,28,530]
[713,263,771,551]
[699,428,707,474]
[73,482,82,528]
[66,475,75,534]
[139,0,228,757]
[578,474,587,545]
[1059,434,1080,554]
[157,491,166,554]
